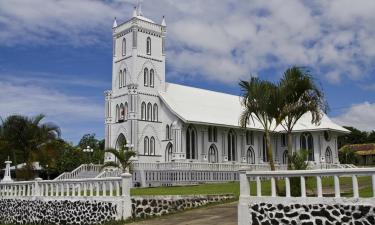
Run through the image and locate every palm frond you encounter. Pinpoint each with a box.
[102,161,120,170]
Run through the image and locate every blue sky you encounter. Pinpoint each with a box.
[0,0,374,144]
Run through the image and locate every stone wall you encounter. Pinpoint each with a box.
[249,202,375,225]
[0,199,117,224]
[132,194,235,219]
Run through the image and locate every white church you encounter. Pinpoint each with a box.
[103,7,348,170]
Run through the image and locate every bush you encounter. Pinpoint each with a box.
[289,150,309,197]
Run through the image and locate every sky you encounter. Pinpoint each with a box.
[0,0,374,144]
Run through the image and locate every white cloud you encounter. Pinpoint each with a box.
[0,74,103,141]
[333,102,375,131]
[1,0,375,84]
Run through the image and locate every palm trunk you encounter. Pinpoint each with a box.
[265,132,280,195]
[265,132,276,171]
[287,131,293,170]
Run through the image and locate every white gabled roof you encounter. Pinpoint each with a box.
[159,83,350,134]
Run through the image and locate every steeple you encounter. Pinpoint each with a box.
[133,6,137,17]
[136,0,143,16]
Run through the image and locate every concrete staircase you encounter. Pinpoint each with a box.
[54,164,102,180]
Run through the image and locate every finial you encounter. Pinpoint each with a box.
[161,16,166,26]
[113,17,117,28]
[133,6,137,17]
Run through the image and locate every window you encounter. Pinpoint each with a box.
[300,132,314,161]
[324,131,331,142]
[227,129,236,161]
[166,125,170,139]
[153,104,158,121]
[325,147,332,163]
[208,145,218,163]
[119,70,122,88]
[262,135,268,162]
[144,136,149,155]
[150,137,155,155]
[283,150,288,164]
[124,102,128,120]
[144,68,149,87]
[213,127,217,142]
[165,143,173,162]
[147,103,152,121]
[246,131,254,145]
[150,69,154,87]
[146,37,151,55]
[122,38,126,56]
[116,105,120,122]
[186,125,197,159]
[246,147,255,164]
[141,102,146,120]
[208,127,212,142]
[281,133,287,147]
[119,104,124,122]
[123,69,126,87]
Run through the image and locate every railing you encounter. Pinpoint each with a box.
[0,175,130,198]
[238,168,375,225]
[54,164,102,180]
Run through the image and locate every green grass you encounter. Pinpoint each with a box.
[130,176,374,198]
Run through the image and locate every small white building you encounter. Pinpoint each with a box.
[104,7,348,167]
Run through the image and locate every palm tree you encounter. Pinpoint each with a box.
[0,114,61,168]
[102,139,136,173]
[278,67,328,169]
[239,77,282,171]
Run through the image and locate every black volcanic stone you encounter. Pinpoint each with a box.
[299,214,310,220]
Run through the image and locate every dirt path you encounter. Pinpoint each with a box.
[127,201,237,225]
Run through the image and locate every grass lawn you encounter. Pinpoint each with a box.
[130,176,374,198]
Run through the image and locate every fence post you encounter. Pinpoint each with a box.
[121,173,132,220]
[238,170,250,225]
[33,178,42,197]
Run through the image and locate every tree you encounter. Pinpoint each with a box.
[338,126,369,148]
[278,67,327,169]
[102,138,136,173]
[289,150,309,196]
[0,114,61,177]
[239,77,282,171]
[77,133,105,164]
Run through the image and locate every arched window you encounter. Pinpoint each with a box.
[124,102,128,120]
[153,104,158,121]
[150,137,155,155]
[208,145,218,163]
[246,131,254,145]
[166,125,170,140]
[116,105,120,122]
[144,68,149,87]
[147,103,152,121]
[150,69,154,88]
[246,147,255,164]
[227,129,236,161]
[165,143,173,162]
[208,126,217,142]
[300,132,314,161]
[119,103,124,122]
[122,38,126,56]
[325,147,332,164]
[122,69,126,87]
[262,135,268,162]
[144,136,149,155]
[119,70,122,88]
[186,125,197,160]
[283,150,288,164]
[146,37,151,55]
[141,102,146,120]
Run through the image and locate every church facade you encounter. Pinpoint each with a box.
[104,8,348,167]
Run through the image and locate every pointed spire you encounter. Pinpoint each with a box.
[161,16,166,26]
[133,6,137,17]
[113,17,117,28]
